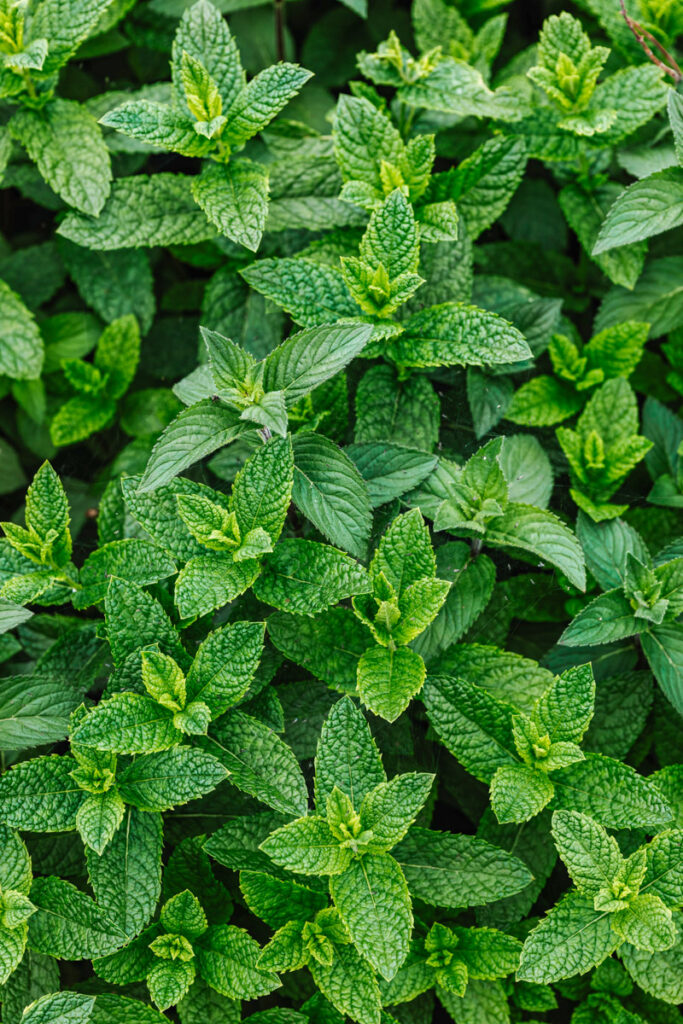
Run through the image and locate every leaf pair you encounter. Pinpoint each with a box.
[424,664,672,827]
[518,811,683,983]
[99,0,311,250]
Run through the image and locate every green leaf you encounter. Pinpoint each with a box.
[59,244,155,334]
[490,764,555,824]
[346,443,437,508]
[640,829,683,909]
[241,257,359,326]
[268,608,373,691]
[372,508,435,596]
[191,159,269,252]
[0,824,31,894]
[76,791,125,855]
[0,675,84,751]
[355,365,440,451]
[357,645,426,722]
[517,889,617,984]
[28,877,126,959]
[99,101,211,157]
[506,376,583,428]
[264,323,372,407]
[261,816,350,876]
[116,748,228,812]
[0,755,84,831]
[593,169,683,253]
[75,539,176,610]
[559,182,647,289]
[309,943,381,1024]
[174,553,259,619]
[222,63,312,149]
[550,810,622,896]
[641,623,683,715]
[240,870,327,929]
[392,826,533,909]
[620,920,683,1004]
[483,504,586,592]
[551,754,673,829]
[533,664,595,745]
[185,620,264,719]
[595,257,683,338]
[104,577,185,667]
[195,924,280,1000]
[19,992,95,1024]
[333,94,403,190]
[330,852,412,981]
[231,436,293,544]
[58,175,215,250]
[29,0,115,72]
[139,400,248,493]
[197,709,308,817]
[254,540,370,616]
[612,893,677,952]
[314,697,386,811]
[10,100,111,216]
[72,694,180,754]
[388,303,531,368]
[171,0,244,115]
[86,807,162,938]
[0,281,43,380]
[360,773,433,851]
[560,590,640,647]
[291,432,372,561]
[423,675,517,783]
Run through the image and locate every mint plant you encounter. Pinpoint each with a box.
[0,0,682,1021]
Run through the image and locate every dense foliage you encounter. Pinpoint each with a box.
[0,1,682,1023]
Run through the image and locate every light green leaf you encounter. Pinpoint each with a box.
[517,889,617,983]
[0,281,43,380]
[261,815,350,876]
[254,539,370,616]
[191,159,269,251]
[58,175,215,250]
[197,709,308,817]
[139,400,248,493]
[330,852,412,981]
[86,807,162,938]
[392,826,533,909]
[593,169,683,253]
[10,100,111,216]
[116,748,228,812]
[185,620,264,719]
[28,877,126,959]
[357,645,426,723]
